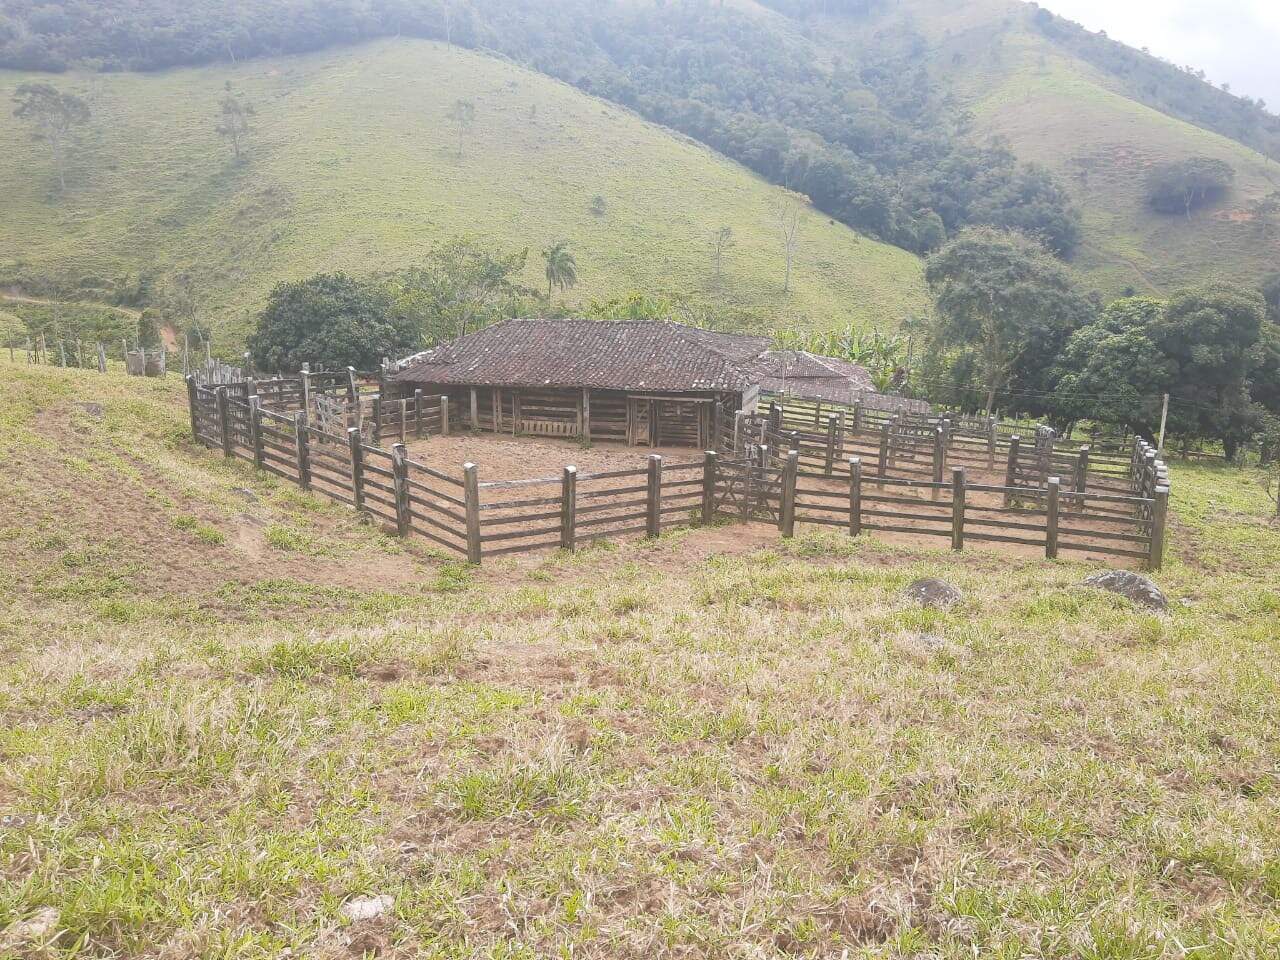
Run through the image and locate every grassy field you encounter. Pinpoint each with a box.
[3,362,1280,957]
[816,0,1280,300]
[0,40,929,350]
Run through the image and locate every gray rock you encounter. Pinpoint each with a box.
[1083,571,1169,612]
[233,487,259,503]
[903,578,962,610]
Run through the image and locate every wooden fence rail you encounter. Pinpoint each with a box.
[188,379,1169,570]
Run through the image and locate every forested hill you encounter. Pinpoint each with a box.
[3,0,1279,296]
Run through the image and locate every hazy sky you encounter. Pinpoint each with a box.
[1040,0,1280,109]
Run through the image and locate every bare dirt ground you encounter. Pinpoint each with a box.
[401,432,705,482]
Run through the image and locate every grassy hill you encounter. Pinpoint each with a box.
[0,40,930,349]
[3,362,1280,956]
[809,0,1280,298]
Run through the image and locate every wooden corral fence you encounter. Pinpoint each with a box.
[188,379,1171,570]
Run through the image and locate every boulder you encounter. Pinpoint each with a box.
[1083,571,1169,612]
[903,578,962,610]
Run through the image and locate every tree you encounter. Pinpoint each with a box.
[769,194,804,294]
[447,99,476,160]
[1146,157,1235,218]
[1250,192,1280,242]
[215,81,255,161]
[247,273,422,372]
[12,82,90,193]
[542,241,578,302]
[136,310,163,349]
[1262,273,1280,324]
[924,227,1094,415]
[709,226,735,285]
[384,239,535,342]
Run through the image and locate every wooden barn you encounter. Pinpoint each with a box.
[388,319,922,448]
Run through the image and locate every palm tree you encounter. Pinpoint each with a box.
[542,242,578,303]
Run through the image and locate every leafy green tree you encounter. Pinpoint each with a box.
[247,273,422,372]
[1146,157,1234,218]
[542,241,578,302]
[1053,298,1175,435]
[136,310,163,349]
[12,82,90,192]
[924,227,1094,415]
[215,81,255,161]
[383,239,535,342]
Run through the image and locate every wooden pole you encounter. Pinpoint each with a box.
[415,389,424,439]
[848,457,862,537]
[561,465,577,552]
[299,365,311,416]
[877,422,890,490]
[216,387,232,457]
[951,467,966,552]
[372,396,382,445]
[931,426,945,501]
[348,427,365,512]
[294,412,311,491]
[582,388,591,442]
[185,376,200,443]
[824,415,837,476]
[1148,485,1169,571]
[391,443,411,537]
[1075,445,1091,499]
[1004,435,1021,507]
[1045,477,1060,560]
[646,454,664,539]
[1157,392,1170,458]
[463,463,482,564]
[250,398,265,470]
[987,417,997,470]
[470,387,479,432]
[440,396,450,436]
[701,450,718,525]
[780,449,799,537]
[399,398,408,445]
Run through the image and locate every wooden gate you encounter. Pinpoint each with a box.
[713,457,783,522]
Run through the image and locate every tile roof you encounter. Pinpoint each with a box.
[390,318,928,414]
[392,319,772,392]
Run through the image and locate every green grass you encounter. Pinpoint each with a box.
[2,361,1280,957]
[0,39,930,349]
[817,0,1280,300]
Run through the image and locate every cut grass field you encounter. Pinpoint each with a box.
[2,361,1280,958]
[0,40,929,350]
[814,0,1280,300]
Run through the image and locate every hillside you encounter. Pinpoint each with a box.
[809,0,1280,298]
[0,40,930,348]
[4,363,1280,956]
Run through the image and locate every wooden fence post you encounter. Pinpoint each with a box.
[372,396,383,445]
[186,376,200,443]
[1045,477,1060,559]
[848,457,862,537]
[399,398,408,445]
[1076,445,1091,496]
[414,389,424,439]
[348,427,365,512]
[733,411,745,455]
[294,412,311,491]
[299,365,311,416]
[931,426,945,501]
[250,398,265,470]
[463,463,482,564]
[780,449,799,537]
[1148,485,1169,571]
[878,422,890,490]
[824,415,838,476]
[470,387,479,431]
[852,401,863,432]
[987,417,997,470]
[1004,435,1022,507]
[216,387,232,457]
[702,450,717,525]
[646,455,664,539]
[951,467,966,551]
[440,396,450,436]
[391,443,411,537]
[97,342,107,374]
[561,466,577,552]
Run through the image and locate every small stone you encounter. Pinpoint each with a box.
[1083,571,1169,612]
[903,578,963,610]
[81,403,103,418]
[233,487,259,503]
[341,895,393,922]
[2,907,60,948]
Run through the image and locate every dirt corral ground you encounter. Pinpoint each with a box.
[401,432,704,482]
